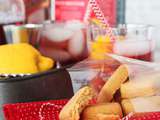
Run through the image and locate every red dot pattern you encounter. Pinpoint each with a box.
[3,100,160,120]
[3,100,68,120]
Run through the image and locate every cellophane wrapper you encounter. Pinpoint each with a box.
[109,54,160,113]
[68,56,121,93]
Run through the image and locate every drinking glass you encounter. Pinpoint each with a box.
[37,21,89,66]
[89,24,155,61]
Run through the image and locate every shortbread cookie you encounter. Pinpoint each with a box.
[97,65,128,103]
[97,114,120,120]
[81,102,123,120]
[59,86,95,120]
[121,73,160,99]
[121,96,160,115]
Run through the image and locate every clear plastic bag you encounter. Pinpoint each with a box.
[68,56,121,93]
[108,54,160,79]
[69,54,160,99]
[104,54,160,113]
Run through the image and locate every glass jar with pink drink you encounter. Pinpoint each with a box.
[113,24,155,61]
[89,24,155,61]
[37,21,89,66]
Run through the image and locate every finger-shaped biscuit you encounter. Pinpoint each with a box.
[81,103,123,120]
[59,86,95,120]
[98,65,128,103]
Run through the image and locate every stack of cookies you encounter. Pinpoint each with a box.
[59,64,160,120]
[121,72,160,115]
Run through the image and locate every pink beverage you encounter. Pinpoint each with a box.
[38,21,89,65]
[112,24,155,62]
[113,40,154,61]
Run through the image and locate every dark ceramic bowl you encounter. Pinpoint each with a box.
[0,68,73,105]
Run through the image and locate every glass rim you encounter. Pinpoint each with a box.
[41,20,87,29]
[117,23,154,29]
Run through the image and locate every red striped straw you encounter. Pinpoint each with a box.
[121,113,134,120]
[83,0,92,23]
[84,0,116,42]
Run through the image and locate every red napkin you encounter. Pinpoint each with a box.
[3,100,160,120]
[3,100,68,120]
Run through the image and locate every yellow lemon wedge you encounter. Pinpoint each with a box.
[0,43,54,74]
[96,35,111,43]
[90,35,113,60]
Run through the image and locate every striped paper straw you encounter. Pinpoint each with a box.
[84,0,115,42]
[83,0,92,23]
[121,113,134,120]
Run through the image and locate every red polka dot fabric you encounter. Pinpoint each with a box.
[3,100,68,120]
[3,100,160,120]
